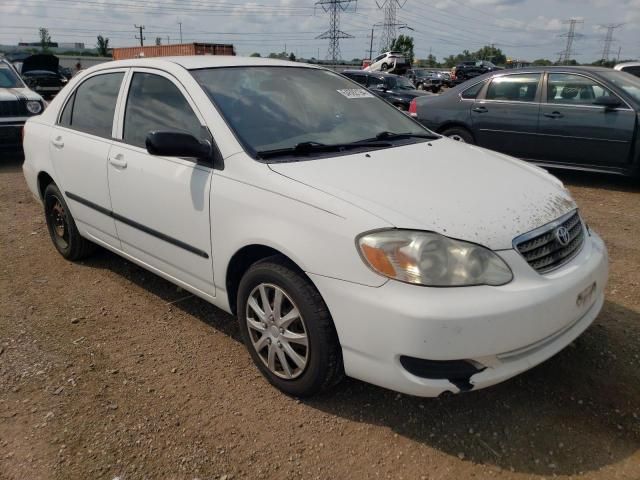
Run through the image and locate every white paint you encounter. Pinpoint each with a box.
[22,56,609,397]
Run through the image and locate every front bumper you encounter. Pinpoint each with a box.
[309,231,608,397]
[0,120,26,150]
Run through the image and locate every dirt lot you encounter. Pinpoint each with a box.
[1,156,639,480]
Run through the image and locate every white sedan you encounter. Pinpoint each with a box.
[22,56,608,397]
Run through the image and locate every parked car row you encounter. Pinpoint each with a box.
[6,53,68,99]
[411,66,640,177]
[342,69,429,110]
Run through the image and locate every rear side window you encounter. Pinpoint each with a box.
[621,66,640,77]
[348,74,367,86]
[486,74,541,102]
[123,73,202,149]
[62,73,124,138]
[461,81,484,99]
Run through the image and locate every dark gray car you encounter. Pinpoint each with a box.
[414,66,640,177]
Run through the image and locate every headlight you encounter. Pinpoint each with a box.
[26,101,42,115]
[357,230,513,287]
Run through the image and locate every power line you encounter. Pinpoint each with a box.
[376,0,408,53]
[558,18,583,65]
[134,24,145,47]
[599,23,623,62]
[315,0,357,63]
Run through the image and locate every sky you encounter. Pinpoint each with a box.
[0,0,638,63]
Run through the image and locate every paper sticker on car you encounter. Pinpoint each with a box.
[337,88,375,99]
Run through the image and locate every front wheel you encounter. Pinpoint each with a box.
[441,127,475,144]
[380,62,389,71]
[237,256,343,397]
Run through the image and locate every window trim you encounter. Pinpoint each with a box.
[115,67,208,153]
[480,72,543,104]
[542,71,633,111]
[459,79,486,101]
[55,68,129,139]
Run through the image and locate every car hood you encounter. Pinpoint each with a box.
[0,87,42,102]
[21,54,59,74]
[268,140,576,250]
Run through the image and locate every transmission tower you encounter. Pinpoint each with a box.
[599,23,623,62]
[376,0,408,53]
[315,0,357,64]
[558,19,583,65]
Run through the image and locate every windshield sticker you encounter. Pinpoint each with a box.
[336,88,375,99]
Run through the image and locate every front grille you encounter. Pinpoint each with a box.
[514,210,585,274]
[0,100,27,117]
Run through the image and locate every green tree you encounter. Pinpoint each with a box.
[426,53,438,67]
[249,52,261,57]
[288,52,296,62]
[532,58,553,66]
[96,35,110,57]
[475,45,506,65]
[39,27,52,52]
[389,35,415,65]
[268,51,288,60]
[155,37,162,46]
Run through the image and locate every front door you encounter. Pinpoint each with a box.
[49,70,125,246]
[107,70,215,298]
[537,72,636,168]
[471,72,543,159]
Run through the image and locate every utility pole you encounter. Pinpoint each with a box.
[376,0,410,53]
[599,23,623,62]
[369,27,374,60]
[178,21,183,44]
[617,46,622,62]
[134,24,145,47]
[558,19,583,65]
[315,0,357,65]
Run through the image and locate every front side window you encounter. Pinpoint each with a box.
[621,66,640,77]
[486,74,541,102]
[598,70,640,104]
[123,73,202,149]
[61,72,123,138]
[347,74,367,86]
[191,67,430,156]
[547,73,614,105]
[387,76,415,90]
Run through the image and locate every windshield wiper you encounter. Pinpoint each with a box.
[373,131,439,141]
[256,140,391,159]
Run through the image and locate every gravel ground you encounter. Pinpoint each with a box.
[1,156,639,480]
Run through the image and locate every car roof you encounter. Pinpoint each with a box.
[87,55,320,72]
[342,69,396,78]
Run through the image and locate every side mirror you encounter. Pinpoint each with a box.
[593,95,622,110]
[145,131,212,160]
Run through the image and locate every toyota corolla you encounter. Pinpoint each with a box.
[22,56,608,397]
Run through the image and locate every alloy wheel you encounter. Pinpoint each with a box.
[48,196,70,249]
[245,283,309,379]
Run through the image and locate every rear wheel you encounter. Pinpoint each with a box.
[237,256,343,397]
[380,62,389,71]
[44,183,96,260]
[441,127,474,144]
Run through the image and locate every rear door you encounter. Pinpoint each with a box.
[537,72,636,168]
[49,70,126,247]
[107,69,215,298]
[470,72,543,158]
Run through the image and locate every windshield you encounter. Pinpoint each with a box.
[191,66,430,156]
[386,76,415,90]
[601,70,640,104]
[0,63,24,88]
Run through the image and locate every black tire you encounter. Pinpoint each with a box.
[441,126,475,144]
[237,256,344,397]
[380,62,389,71]
[43,183,96,260]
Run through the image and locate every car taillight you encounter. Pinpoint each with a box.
[409,98,417,117]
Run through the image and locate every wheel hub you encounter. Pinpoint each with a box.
[245,283,309,380]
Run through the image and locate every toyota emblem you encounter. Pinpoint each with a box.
[555,226,571,246]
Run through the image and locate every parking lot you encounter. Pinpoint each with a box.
[1,155,638,480]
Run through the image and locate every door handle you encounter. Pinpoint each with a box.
[51,136,64,148]
[544,111,564,119]
[472,106,488,113]
[109,154,127,169]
